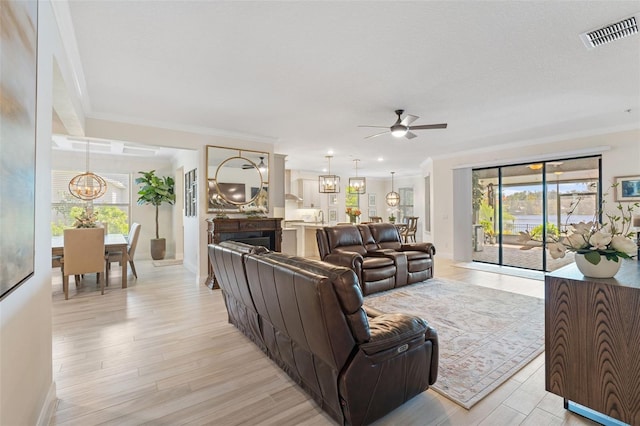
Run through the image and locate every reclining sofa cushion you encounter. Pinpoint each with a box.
[249,251,438,426]
[243,252,361,423]
[317,225,397,295]
[367,223,436,284]
[208,241,269,351]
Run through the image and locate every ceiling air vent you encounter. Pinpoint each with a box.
[579,15,639,49]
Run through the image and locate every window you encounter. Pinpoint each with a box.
[52,170,131,236]
[398,187,414,223]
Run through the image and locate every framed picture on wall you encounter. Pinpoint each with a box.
[368,193,376,207]
[328,209,337,222]
[614,175,640,201]
[368,209,376,218]
[329,194,338,206]
[0,0,38,300]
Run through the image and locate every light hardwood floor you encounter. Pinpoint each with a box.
[50,258,597,425]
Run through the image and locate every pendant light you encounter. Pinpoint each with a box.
[319,155,340,193]
[385,171,400,207]
[348,159,366,194]
[68,141,107,200]
[257,156,267,174]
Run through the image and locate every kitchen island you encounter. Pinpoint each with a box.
[286,222,325,258]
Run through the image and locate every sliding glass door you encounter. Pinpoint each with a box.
[472,156,600,272]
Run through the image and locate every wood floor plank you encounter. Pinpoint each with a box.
[50,258,594,425]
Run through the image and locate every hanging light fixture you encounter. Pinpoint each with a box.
[348,159,366,194]
[385,171,400,207]
[68,141,107,200]
[319,155,340,193]
[257,156,267,174]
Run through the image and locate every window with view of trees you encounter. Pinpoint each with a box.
[51,170,131,236]
[398,187,413,222]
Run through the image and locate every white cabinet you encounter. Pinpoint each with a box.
[299,179,321,208]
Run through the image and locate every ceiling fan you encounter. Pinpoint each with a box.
[359,109,447,139]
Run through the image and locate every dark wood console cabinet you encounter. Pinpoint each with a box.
[205,217,282,289]
[545,261,640,425]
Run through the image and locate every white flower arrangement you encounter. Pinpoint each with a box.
[240,204,267,217]
[519,184,638,266]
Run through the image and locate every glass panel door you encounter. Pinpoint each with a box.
[472,156,600,272]
[544,158,600,271]
[472,168,499,264]
[501,164,544,270]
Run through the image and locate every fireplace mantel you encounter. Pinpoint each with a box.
[205,217,282,289]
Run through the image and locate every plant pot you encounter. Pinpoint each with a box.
[150,238,166,260]
[575,253,621,278]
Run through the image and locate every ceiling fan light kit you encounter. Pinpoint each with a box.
[319,155,340,193]
[360,109,447,140]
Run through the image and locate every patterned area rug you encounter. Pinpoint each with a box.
[364,278,545,409]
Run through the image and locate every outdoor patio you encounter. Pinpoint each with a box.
[472,243,575,272]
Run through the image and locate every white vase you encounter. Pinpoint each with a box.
[574,253,621,278]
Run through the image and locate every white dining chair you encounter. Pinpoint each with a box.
[106,223,141,279]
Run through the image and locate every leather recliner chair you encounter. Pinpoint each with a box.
[365,223,436,284]
[316,225,397,295]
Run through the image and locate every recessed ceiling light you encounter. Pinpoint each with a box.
[378,157,384,162]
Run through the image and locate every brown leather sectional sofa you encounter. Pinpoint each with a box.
[316,223,436,295]
[209,241,439,426]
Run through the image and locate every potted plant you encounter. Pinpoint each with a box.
[388,213,396,224]
[135,170,175,260]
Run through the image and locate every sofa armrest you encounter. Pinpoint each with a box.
[366,249,396,256]
[324,251,363,271]
[362,305,385,318]
[400,242,436,256]
[360,313,429,356]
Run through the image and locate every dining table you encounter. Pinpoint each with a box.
[52,233,129,288]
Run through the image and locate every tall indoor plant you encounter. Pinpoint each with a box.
[135,170,175,260]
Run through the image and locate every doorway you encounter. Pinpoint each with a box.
[471,156,601,272]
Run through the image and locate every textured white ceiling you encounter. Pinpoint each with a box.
[63,1,640,177]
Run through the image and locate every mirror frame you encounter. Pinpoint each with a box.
[206,146,269,213]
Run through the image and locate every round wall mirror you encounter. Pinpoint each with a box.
[213,156,264,206]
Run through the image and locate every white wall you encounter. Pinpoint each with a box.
[174,149,200,275]
[429,130,640,260]
[1,1,57,423]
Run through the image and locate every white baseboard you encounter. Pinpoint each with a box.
[36,381,57,426]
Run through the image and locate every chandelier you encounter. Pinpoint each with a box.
[68,141,107,200]
[385,171,400,207]
[348,159,366,194]
[319,155,340,193]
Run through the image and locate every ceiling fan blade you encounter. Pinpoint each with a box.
[410,123,448,130]
[401,114,419,127]
[358,125,389,128]
[365,130,390,139]
[405,131,418,139]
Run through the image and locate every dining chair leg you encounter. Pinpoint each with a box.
[129,260,137,279]
[105,260,109,288]
[99,272,104,295]
[63,275,69,300]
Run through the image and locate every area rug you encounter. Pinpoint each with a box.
[364,278,545,409]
